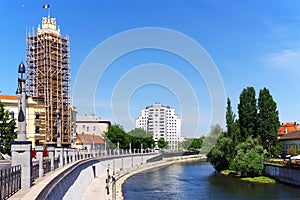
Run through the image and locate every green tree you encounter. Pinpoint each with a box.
[201,125,222,154]
[127,128,154,149]
[191,138,203,150]
[225,98,239,145]
[207,133,233,171]
[157,138,168,149]
[180,139,193,150]
[0,101,17,155]
[238,87,257,140]
[104,124,129,149]
[234,137,264,177]
[257,88,281,156]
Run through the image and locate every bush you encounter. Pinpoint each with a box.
[235,149,264,177]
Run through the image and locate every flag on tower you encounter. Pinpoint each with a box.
[42,4,50,9]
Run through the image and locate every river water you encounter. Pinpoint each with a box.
[123,161,300,200]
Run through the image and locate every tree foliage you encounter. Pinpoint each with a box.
[104,126,155,150]
[257,88,281,156]
[104,124,129,149]
[0,101,17,155]
[238,87,257,140]
[157,138,168,149]
[234,137,264,177]
[127,128,155,149]
[201,125,222,154]
[207,133,233,171]
[181,138,203,150]
[208,86,280,177]
[225,98,239,146]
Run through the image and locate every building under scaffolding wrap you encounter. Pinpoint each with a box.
[26,16,71,146]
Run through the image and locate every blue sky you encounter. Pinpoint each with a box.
[1,1,300,137]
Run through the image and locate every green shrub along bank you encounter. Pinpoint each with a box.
[207,87,281,178]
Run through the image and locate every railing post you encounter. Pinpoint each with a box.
[55,147,64,168]
[36,145,44,178]
[48,146,55,171]
[11,141,32,189]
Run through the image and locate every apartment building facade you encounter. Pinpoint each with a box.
[136,103,181,150]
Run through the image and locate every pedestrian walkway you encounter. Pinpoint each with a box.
[83,174,110,200]
[82,160,172,200]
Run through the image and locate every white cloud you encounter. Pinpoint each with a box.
[263,49,300,72]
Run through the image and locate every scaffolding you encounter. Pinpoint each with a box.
[26,16,71,146]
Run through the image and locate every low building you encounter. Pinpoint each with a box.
[279,130,300,154]
[76,114,111,137]
[0,95,44,147]
[75,133,105,151]
[0,94,77,148]
[278,122,300,138]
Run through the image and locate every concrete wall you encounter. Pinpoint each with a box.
[35,154,157,200]
[264,164,300,186]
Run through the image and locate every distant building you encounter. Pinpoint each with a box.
[135,103,181,150]
[279,130,300,154]
[76,114,111,138]
[278,122,300,138]
[75,133,105,151]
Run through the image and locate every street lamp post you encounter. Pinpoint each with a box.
[266,139,270,157]
[92,133,95,150]
[12,62,32,189]
[56,109,61,147]
[16,61,27,141]
[117,142,119,155]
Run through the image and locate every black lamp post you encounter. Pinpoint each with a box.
[56,109,61,147]
[16,61,27,141]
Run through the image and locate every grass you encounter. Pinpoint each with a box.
[220,170,235,176]
[240,176,276,184]
[221,170,276,184]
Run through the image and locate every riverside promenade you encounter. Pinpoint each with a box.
[8,153,205,200]
[83,154,206,200]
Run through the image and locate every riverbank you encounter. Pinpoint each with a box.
[115,155,206,200]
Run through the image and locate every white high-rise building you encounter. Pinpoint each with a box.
[136,103,181,150]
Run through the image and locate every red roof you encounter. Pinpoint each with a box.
[0,95,17,100]
[278,122,300,136]
[76,133,105,144]
[279,130,300,141]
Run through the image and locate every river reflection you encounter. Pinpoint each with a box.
[123,161,300,200]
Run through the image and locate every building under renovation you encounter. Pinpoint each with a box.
[26,16,72,146]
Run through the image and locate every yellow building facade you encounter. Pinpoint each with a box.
[0,95,76,148]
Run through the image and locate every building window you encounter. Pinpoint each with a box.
[83,125,85,129]
[93,126,96,131]
[87,126,89,132]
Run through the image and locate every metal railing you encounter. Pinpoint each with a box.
[0,165,21,200]
[43,159,51,175]
[54,158,59,170]
[32,162,39,182]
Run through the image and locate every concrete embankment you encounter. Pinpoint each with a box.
[113,155,207,200]
[264,164,300,186]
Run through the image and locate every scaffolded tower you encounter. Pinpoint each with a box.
[26,16,71,146]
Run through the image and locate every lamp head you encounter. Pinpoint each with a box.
[16,87,22,99]
[18,62,25,74]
